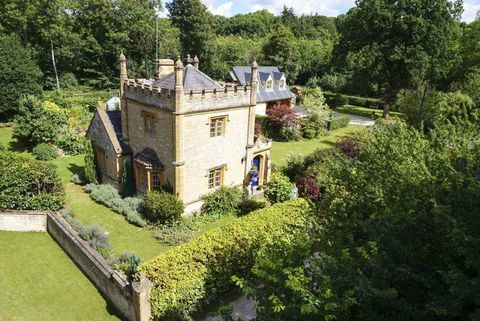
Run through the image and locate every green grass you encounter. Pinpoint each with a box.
[0,232,121,321]
[51,155,172,260]
[334,104,403,119]
[271,124,366,167]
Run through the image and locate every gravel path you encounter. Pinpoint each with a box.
[333,111,375,126]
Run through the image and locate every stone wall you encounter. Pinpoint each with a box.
[0,211,48,232]
[47,212,151,321]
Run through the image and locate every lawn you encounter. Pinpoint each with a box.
[334,104,403,119]
[271,124,366,167]
[0,232,121,321]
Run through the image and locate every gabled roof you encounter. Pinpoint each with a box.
[228,66,294,103]
[153,64,223,91]
[86,107,131,154]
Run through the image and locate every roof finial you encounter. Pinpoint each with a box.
[251,59,258,68]
[119,50,126,62]
[175,56,184,69]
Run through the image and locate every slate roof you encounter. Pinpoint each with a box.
[105,110,132,154]
[134,148,164,169]
[153,64,223,91]
[228,66,295,103]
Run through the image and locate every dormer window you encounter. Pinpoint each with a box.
[266,79,273,91]
[279,79,285,89]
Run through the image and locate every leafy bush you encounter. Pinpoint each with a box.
[139,199,312,320]
[142,191,184,224]
[265,104,301,141]
[201,186,242,217]
[88,184,119,205]
[323,91,384,109]
[265,172,293,204]
[32,143,58,160]
[319,72,348,92]
[301,112,328,139]
[336,136,359,159]
[238,197,269,215]
[155,220,196,245]
[0,151,64,210]
[327,114,351,130]
[84,140,98,184]
[0,143,5,151]
[13,96,69,146]
[296,176,321,201]
[126,210,147,227]
[114,251,143,281]
[282,153,307,181]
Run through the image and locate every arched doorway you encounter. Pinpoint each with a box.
[252,155,264,187]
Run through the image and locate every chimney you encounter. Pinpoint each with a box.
[193,55,199,69]
[154,58,175,80]
[119,51,127,97]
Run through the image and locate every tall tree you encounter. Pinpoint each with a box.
[166,0,213,63]
[335,0,462,116]
[262,25,300,82]
[0,34,42,118]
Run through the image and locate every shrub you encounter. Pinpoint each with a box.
[83,184,146,226]
[0,152,64,210]
[201,186,242,218]
[301,112,328,139]
[114,251,143,281]
[327,114,350,131]
[282,153,306,181]
[264,172,293,204]
[296,176,321,201]
[139,199,312,320]
[84,140,98,184]
[32,143,58,160]
[155,220,196,245]
[13,96,69,146]
[63,213,113,260]
[265,104,301,141]
[336,136,359,159]
[238,197,269,215]
[126,210,147,227]
[88,184,119,205]
[142,191,184,224]
[0,143,5,151]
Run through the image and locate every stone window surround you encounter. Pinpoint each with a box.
[142,111,156,136]
[135,163,165,192]
[208,165,226,189]
[209,115,228,137]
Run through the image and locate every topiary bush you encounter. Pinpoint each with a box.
[139,199,312,320]
[142,191,184,224]
[0,151,64,210]
[264,172,293,204]
[201,186,242,218]
[84,140,98,184]
[238,197,269,216]
[32,143,58,160]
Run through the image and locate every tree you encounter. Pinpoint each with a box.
[0,34,42,118]
[335,0,462,117]
[242,122,480,321]
[262,25,300,82]
[167,0,213,64]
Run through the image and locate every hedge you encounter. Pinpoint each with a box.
[139,199,312,320]
[327,114,351,131]
[323,91,384,109]
[0,152,64,210]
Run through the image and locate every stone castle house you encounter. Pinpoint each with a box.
[87,53,272,213]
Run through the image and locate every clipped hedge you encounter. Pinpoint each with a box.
[324,91,384,109]
[0,152,64,210]
[139,199,312,320]
[327,114,351,131]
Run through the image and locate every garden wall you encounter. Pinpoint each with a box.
[47,212,151,321]
[0,211,48,232]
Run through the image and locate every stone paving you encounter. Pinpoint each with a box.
[333,111,375,126]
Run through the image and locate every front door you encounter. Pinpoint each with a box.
[252,156,262,187]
